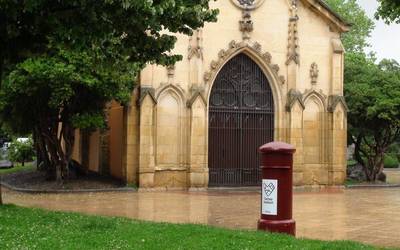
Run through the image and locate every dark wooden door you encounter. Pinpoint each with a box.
[208,54,274,187]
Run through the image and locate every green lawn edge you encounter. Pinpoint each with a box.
[0,204,390,250]
[0,163,34,176]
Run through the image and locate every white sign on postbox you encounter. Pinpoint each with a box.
[262,179,278,216]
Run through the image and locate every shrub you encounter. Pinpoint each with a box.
[8,138,35,166]
[388,143,400,161]
[384,154,399,169]
[347,159,357,166]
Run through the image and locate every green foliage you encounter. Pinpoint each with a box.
[376,0,400,24]
[0,0,218,180]
[388,143,400,160]
[8,139,35,166]
[347,159,357,166]
[384,154,399,168]
[324,0,375,53]
[345,54,400,180]
[345,56,400,128]
[0,205,379,250]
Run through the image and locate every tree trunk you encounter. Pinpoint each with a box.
[60,122,75,180]
[33,128,51,171]
[38,120,76,182]
[354,138,372,181]
[40,124,63,181]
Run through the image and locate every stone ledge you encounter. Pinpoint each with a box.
[0,181,137,194]
[138,187,187,192]
[346,183,400,189]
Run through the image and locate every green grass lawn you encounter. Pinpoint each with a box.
[0,205,386,250]
[0,163,34,176]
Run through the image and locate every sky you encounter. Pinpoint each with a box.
[357,0,400,62]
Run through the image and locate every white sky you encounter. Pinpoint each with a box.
[357,0,400,62]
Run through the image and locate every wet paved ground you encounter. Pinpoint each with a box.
[385,169,400,184]
[3,187,400,248]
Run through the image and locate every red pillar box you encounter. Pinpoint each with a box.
[257,141,296,236]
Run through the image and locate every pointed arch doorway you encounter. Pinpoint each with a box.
[208,53,275,187]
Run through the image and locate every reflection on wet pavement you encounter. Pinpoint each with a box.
[3,188,400,248]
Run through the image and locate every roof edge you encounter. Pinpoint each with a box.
[301,0,351,33]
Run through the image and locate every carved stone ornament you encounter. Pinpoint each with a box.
[204,40,286,86]
[167,64,175,78]
[302,89,327,110]
[286,0,300,65]
[188,29,203,60]
[310,62,319,85]
[328,95,349,113]
[286,89,305,112]
[138,86,157,107]
[231,0,266,10]
[239,10,254,40]
[187,86,207,108]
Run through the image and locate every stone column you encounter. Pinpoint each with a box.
[286,90,304,185]
[123,88,140,185]
[187,93,208,189]
[328,38,347,185]
[138,87,157,188]
[286,0,300,91]
[328,97,348,185]
[331,38,345,96]
[188,29,203,89]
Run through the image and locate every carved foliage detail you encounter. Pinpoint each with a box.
[204,40,286,86]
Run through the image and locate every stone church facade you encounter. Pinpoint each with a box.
[73,0,350,189]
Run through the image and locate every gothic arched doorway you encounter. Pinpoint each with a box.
[208,53,274,187]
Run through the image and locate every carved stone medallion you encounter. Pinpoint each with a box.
[231,0,266,10]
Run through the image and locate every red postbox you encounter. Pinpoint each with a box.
[257,141,296,236]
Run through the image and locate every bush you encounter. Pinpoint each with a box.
[8,138,35,166]
[388,143,400,161]
[384,154,399,168]
[347,159,357,166]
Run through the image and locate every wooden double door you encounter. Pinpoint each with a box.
[208,54,274,187]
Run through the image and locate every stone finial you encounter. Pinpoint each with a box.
[188,29,203,60]
[286,0,300,65]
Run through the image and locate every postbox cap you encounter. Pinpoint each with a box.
[259,141,296,154]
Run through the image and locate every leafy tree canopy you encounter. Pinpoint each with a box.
[8,138,35,167]
[345,54,400,180]
[376,0,400,24]
[324,0,375,53]
[0,0,218,180]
